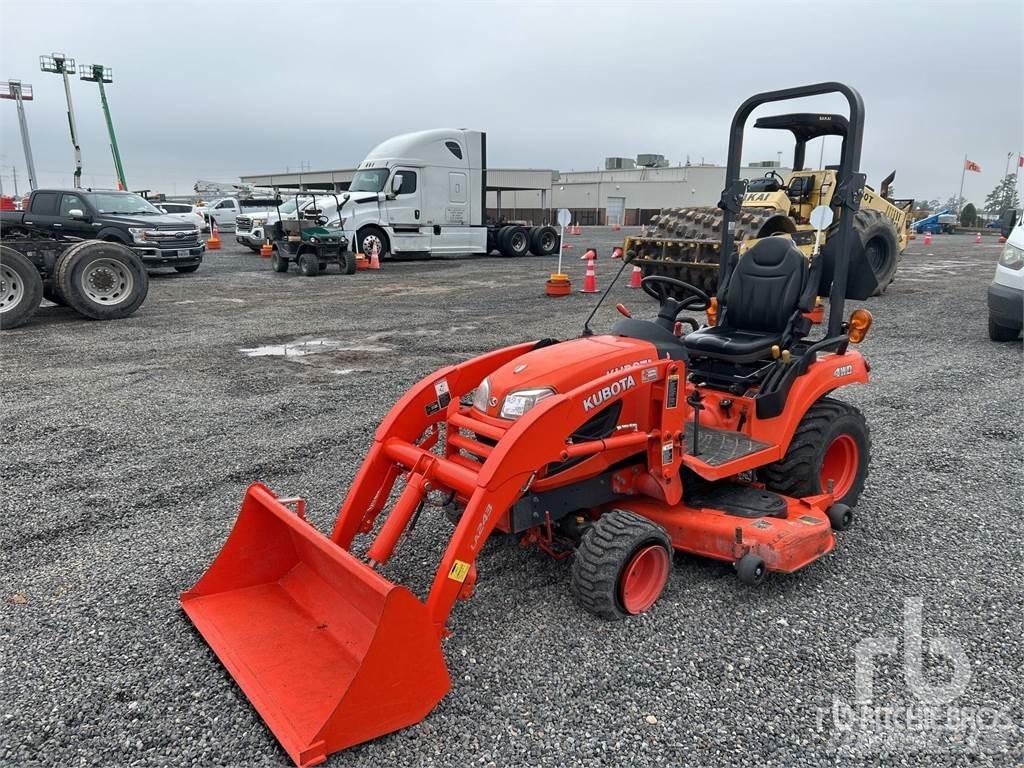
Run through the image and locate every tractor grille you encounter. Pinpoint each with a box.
[236,216,253,233]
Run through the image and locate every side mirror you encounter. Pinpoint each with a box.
[389,174,404,197]
[342,193,351,203]
[68,208,86,219]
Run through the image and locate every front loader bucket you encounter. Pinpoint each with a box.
[181,483,451,767]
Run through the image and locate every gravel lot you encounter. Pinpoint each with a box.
[2,228,1021,767]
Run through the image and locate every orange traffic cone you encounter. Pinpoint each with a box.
[629,264,642,288]
[368,241,381,270]
[580,248,598,293]
[975,232,982,244]
[260,240,273,258]
[611,246,623,259]
[923,231,932,246]
[207,219,222,250]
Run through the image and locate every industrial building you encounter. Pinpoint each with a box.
[239,158,787,228]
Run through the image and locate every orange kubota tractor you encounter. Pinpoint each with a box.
[183,83,878,766]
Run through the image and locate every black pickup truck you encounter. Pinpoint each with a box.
[1,189,205,271]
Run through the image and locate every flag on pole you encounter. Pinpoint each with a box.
[964,159,982,173]
[1019,153,1023,168]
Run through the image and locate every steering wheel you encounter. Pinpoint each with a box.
[766,169,787,189]
[641,275,710,331]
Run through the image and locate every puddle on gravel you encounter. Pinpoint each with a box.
[240,338,393,358]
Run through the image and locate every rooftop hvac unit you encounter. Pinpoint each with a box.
[636,153,668,168]
[749,160,782,168]
[604,156,636,170]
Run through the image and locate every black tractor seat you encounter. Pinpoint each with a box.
[683,236,812,364]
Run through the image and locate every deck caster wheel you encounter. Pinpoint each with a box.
[736,553,767,586]
[571,509,672,620]
[827,503,853,531]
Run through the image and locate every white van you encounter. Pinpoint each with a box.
[988,210,1023,341]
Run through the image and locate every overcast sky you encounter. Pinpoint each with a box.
[1,0,1021,205]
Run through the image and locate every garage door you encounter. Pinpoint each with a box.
[606,196,625,226]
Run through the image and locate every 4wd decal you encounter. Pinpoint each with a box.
[583,374,636,412]
[833,364,854,378]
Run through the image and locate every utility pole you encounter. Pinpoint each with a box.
[957,153,967,214]
[40,53,82,188]
[12,165,19,196]
[0,80,38,191]
[80,63,127,190]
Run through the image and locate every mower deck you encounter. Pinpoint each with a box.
[623,492,835,573]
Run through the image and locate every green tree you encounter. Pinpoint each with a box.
[943,195,966,213]
[914,199,940,212]
[984,175,1021,216]
[960,203,977,227]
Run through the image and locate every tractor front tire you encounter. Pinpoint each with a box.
[0,246,43,330]
[760,397,870,508]
[571,509,672,620]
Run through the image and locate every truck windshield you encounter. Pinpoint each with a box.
[85,192,163,215]
[349,169,389,193]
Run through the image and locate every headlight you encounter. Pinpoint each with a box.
[128,227,149,243]
[310,236,319,244]
[500,387,554,419]
[999,242,1023,270]
[472,377,491,412]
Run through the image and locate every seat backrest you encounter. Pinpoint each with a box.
[724,237,808,333]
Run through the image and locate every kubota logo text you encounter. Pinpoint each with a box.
[583,374,636,412]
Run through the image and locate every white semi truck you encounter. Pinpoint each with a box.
[338,129,559,259]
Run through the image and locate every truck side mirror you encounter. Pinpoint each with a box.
[68,208,86,219]
[389,174,404,198]
[342,193,350,203]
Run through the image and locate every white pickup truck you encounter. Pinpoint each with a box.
[203,196,278,232]
[338,129,559,260]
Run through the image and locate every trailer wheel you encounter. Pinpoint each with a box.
[571,509,672,620]
[530,225,560,256]
[0,245,43,330]
[56,240,149,321]
[298,252,320,276]
[358,226,390,260]
[270,250,289,273]
[498,225,530,257]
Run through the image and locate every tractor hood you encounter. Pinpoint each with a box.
[473,334,657,421]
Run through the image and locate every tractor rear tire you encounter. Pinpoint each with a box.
[759,397,870,508]
[498,225,531,257]
[55,241,148,321]
[298,253,320,276]
[0,246,43,330]
[571,509,672,620]
[853,208,901,295]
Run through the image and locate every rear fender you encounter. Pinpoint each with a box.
[749,349,868,453]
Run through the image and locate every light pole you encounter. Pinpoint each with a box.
[79,63,127,190]
[0,80,38,191]
[40,53,82,188]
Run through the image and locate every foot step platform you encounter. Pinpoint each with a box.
[684,424,771,466]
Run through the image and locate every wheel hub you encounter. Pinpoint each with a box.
[0,265,23,312]
[821,434,859,500]
[620,544,670,614]
[80,258,132,305]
